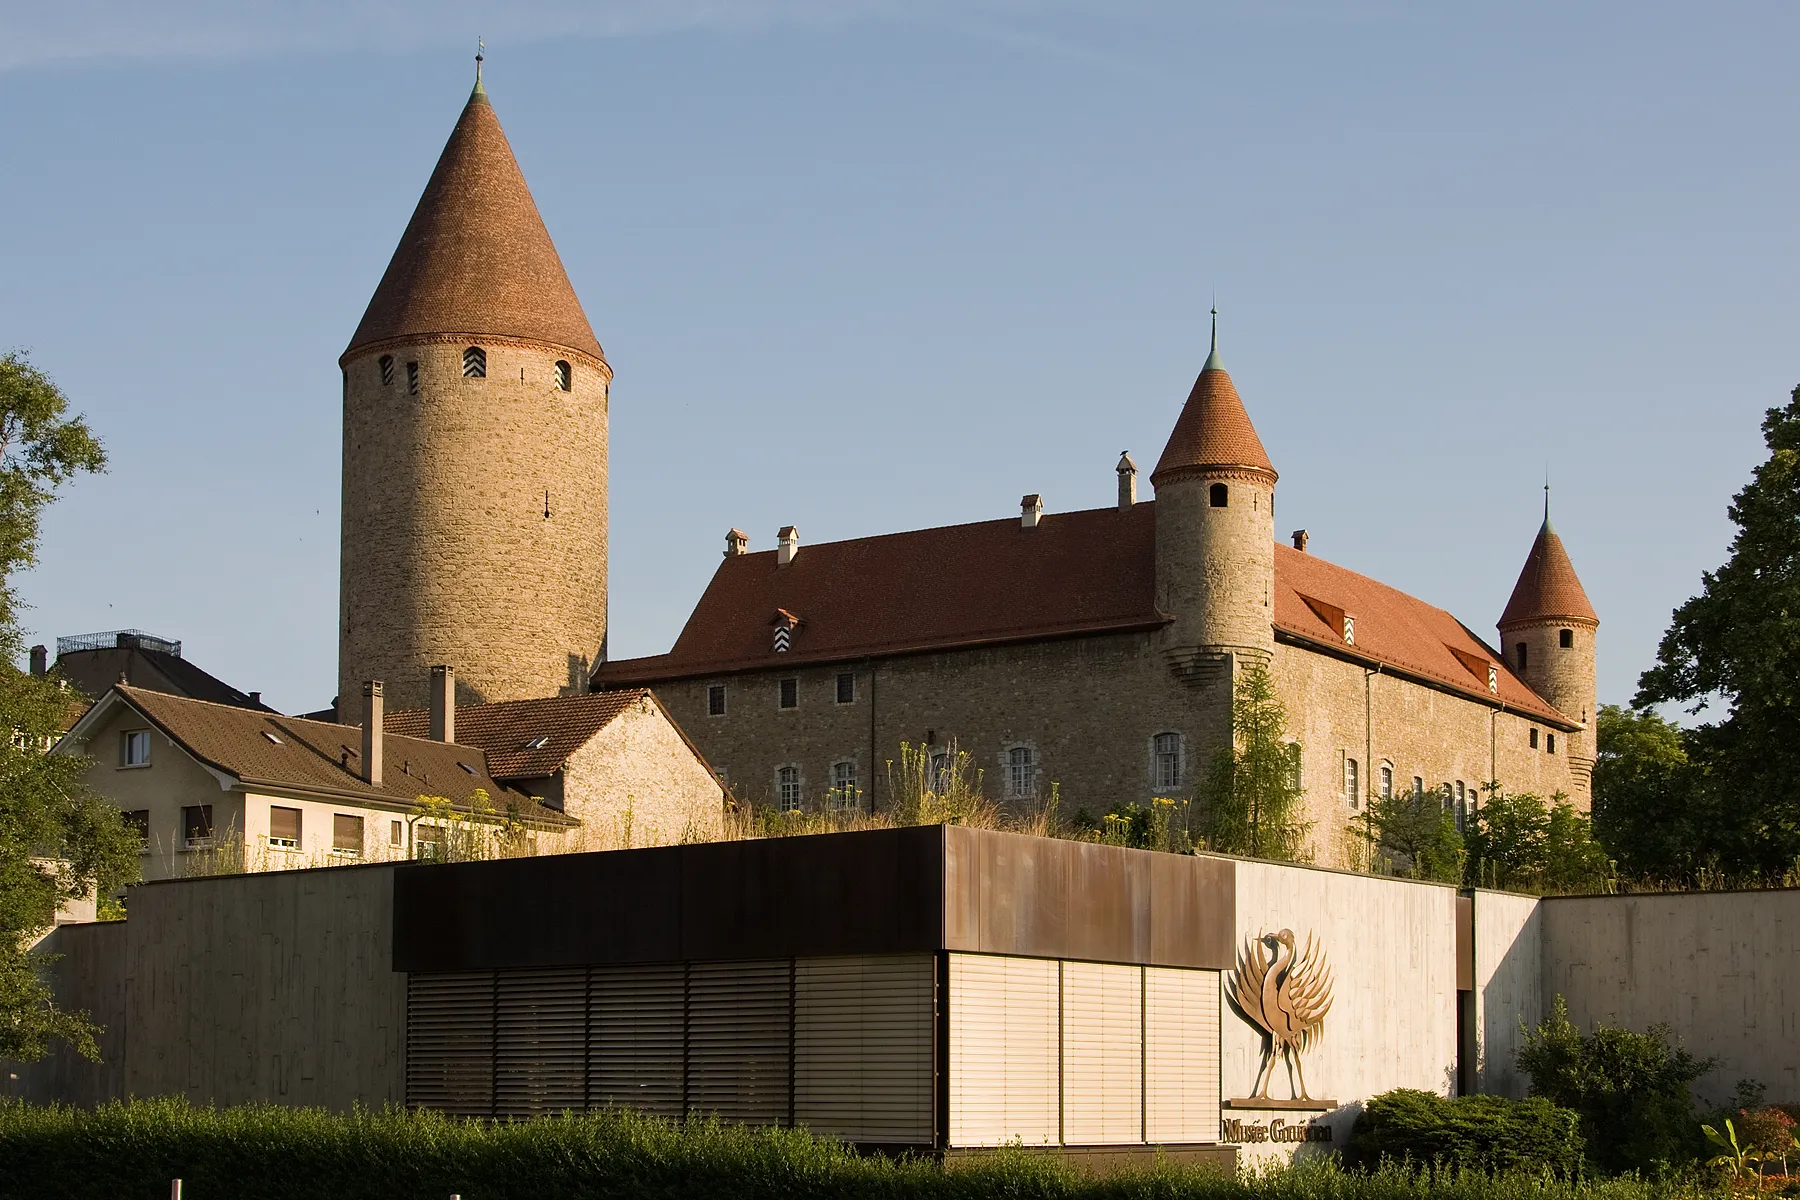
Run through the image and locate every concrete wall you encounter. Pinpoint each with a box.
[7,864,405,1110]
[1470,889,1542,1099]
[558,695,725,848]
[1542,890,1800,1107]
[1226,859,1459,1160]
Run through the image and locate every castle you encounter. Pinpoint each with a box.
[337,74,1598,866]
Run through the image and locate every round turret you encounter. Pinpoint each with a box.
[1150,318,1277,685]
[1498,500,1599,794]
[337,78,610,720]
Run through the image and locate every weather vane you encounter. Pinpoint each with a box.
[476,36,484,83]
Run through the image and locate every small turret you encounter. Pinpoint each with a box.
[1499,492,1599,800]
[1150,312,1277,686]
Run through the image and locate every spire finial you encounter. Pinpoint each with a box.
[1542,470,1555,533]
[473,36,486,96]
[1203,301,1223,372]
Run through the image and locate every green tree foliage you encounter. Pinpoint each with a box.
[0,353,136,1062]
[1343,1088,1585,1177]
[1635,385,1800,880]
[1196,663,1311,860]
[1464,791,1611,894]
[1360,787,1466,882]
[1517,996,1715,1176]
[1590,705,1717,883]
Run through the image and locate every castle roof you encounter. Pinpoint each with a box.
[1498,512,1597,629]
[598,504,1576,727]
[1151,324,1275,484]
[343,83,603,365]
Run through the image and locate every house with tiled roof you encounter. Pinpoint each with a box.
[600,319,1598,864]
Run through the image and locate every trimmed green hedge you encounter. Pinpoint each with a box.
[0,1097,1686,1200]
[1344,1090,1585,1177]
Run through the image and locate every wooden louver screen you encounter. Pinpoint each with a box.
[947,954,1059,1147]
[1145,966,1221,1144]
[406,971,495,1116]
[588,963,685,1118]
[795,955,935,1145]
[1061,961,1144,1145]
[494,968,586,1116]
[686,959,793,1127]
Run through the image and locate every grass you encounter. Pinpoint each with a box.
[0,1098,1720,1200]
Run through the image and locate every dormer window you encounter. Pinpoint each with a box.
[555,360,572,391]
[378,355,395,386]
[463,346,487,378]
[1209,483,1228,508]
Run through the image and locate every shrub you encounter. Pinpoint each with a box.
[1343,1089,1584,1176]
[1516,996,1716,1176]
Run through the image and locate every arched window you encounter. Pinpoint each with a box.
[1152,732,1182,790]
[1006,745,1036,799]
[1345,758,1359,808]
[378,355,395,386]
[1209,482,1229,508]
[928,751,951,795]
[1379,764,1393,799]
[776,765,802,812]
[555,360,572,391]
[829,760,858,811]
[462,346,487,378]
[406,362,420,394]
[1559,628,1573,649]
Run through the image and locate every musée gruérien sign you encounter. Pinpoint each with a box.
[1220,1116,1333,1145]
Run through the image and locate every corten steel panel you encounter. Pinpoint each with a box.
[1456,895,1474,991]
[1148,851,1235,969]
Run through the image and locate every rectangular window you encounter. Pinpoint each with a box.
[777,766,802,811]
[414,824,445,860]
[390,819,404,847]
[1413,776,1424,798]
[1153,733,1181,790]
[121,729,151,767]
[333,813,364,855]
[269,805,301,849]
[1546,733,1556,754]
[123,809,150,848]
[830,760,858,810]
[1379,765,1393,799]
[1516,642,1528,670]
[181,804,214,847]
[835,672,855,704]
[1560,628,1574,649]
[779,678,798,709]
[1529,728,1540,749]
[1344,757,1359,808]
[1007,746,1036,799]
[707,684,727,716]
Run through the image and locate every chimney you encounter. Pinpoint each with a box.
[361,680,384,786]
[1292,529,1309,552]
[429,665,456,742]
[724,528,749,557]
[1116,452,1137,511]
[1021,494,1043,529]
[247,691,262,708]
[777,526,799,566]
[29,645,46,677]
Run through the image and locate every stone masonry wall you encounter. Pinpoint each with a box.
[555,695,726,850]
[340,338,609,721]
[1499,618,1598,794]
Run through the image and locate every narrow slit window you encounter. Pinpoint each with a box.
[462,346,487,378]
[708,684,727,716]
[1546,733,1556,754]
[555,360,572,391]
[1345,757,1359,807]
[835,672,855,704]
[378,355,395,386]
[1516,642,1528,670]
[779,678,798,709]
[406,362,420,394]
[1529,728,1540,749]
[1560,628,1574,649]
[1209,482,1229,508]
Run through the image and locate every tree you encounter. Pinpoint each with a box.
[1361,786,1465,882]
[1636,385,1800,880]
[1591,705,1721,883]
[0,352,136,1062]
[1196,663,1311,860]
[1464,789,1610,893]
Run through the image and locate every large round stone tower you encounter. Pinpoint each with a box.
[1150,315,1278,688]
[1498,496,1599,796]
[337,73,610,720]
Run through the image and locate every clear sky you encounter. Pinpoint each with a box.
[2,1,1793,716]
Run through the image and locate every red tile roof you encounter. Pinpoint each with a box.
[1499,519,1598,628]
[386,689,650,779]
[1151,364,1276,483]
[86,686,571,824]
[598,503,1575,727]
[342,85,603,365]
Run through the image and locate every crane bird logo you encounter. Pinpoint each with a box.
[1229,928,1335,1102]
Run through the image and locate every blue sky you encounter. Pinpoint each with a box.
[2,1,1793,715]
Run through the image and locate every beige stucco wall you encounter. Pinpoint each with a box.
[1542,891,1800,1107]
[340,338,609,722]
[1470,889,1543,1099]
[648,631,1233,826]
[1225,858,1460,1160]
[556,695,725,849]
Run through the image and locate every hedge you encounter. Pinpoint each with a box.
[0,1097,1692,1200]
[1343,1090,1585,1177]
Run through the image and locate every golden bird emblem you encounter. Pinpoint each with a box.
[1230,928,1334,1102]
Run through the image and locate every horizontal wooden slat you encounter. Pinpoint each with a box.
[947,954,1058,1147]
[495,968,586,1117]
[406,971,494,1116]
[687,959,792,1126]
[795,954,934,1144]
[590,963,685,1118]
[1145,967,1220,1145]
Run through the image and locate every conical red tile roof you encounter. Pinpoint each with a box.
[1499,518,1597,628]
[1151,348,1276,483]
[343,84,603,364]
